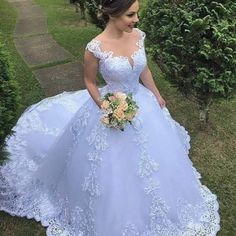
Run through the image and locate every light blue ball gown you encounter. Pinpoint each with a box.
[0,28,220,236]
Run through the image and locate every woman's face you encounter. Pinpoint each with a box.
[110,1,140,33]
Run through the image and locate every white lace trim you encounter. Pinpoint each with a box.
[0,83,220,236]
[85,28,146,62]
[85,28,147,95]
[124,111,220,236]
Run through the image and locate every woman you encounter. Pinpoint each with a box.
[0,0,220,235]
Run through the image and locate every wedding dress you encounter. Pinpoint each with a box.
[0,28,220,236]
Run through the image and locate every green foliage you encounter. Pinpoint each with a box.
[141,0,236,121]
[0,39,20,147]
[85,0,104,29]
[1,0,236,234]
[70,0,86,18]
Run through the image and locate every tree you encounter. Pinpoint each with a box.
[85,0,104,29]
[141,0,236,123]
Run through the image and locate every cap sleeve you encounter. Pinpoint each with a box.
[139,28,146,40]
[134,28,146,48]
[85,39,102,59]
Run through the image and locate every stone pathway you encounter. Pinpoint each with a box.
[15,35,72,66]
[8,0,85,97]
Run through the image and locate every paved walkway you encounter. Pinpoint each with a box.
[8,0,85,97]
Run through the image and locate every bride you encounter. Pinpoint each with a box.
[0,0,220,235]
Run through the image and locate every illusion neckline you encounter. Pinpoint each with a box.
[91,28,144,70]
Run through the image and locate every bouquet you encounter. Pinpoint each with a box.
[100,92,139,131]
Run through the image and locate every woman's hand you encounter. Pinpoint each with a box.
[156,95,166,108]
[140,66,166,109]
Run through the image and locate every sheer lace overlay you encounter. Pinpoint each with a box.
[86,28,147,94]
[0,28,220,236]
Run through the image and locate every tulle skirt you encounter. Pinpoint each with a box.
[0,84,220,236]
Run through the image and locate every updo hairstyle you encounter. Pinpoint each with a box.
[97,0,137,25]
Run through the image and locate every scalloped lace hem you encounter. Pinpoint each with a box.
[0,93,220,236]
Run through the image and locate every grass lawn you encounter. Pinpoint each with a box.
[0,0,235,235]
[0,1,45,115]
[0,0,45,235]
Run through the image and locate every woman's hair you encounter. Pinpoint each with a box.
[97,0,137,24]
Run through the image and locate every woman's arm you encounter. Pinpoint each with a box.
[140,65,166,108]
[83,50,102,109]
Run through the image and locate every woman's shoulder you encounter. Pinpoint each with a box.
[85,33,106,56]
[89,27,145,43]
[85,33,111,60]
[85,37,102,61]
[134,28,146,40]
[85,28,146,58]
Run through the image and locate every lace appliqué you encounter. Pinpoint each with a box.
[86,40,112,60]
[122,223,139,236]
[81,119,108,235]
[86,28,146,62]
[86,28,147,95]
[70,102,91,144]
[11,91,81,138]
[162,107,191,155]
[128,115,220,236]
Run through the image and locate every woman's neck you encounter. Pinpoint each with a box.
[103,22,125,40]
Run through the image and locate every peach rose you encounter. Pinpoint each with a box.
[115,92,127,100]
[114,108,125,120]
[118,101,128,111]
[101,100,110,110]
[101,117,109,125]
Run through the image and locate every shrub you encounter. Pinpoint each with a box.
[85,0,104,29]
[141,0,236,122]
[0,40,19,149]
[70,0,86,18]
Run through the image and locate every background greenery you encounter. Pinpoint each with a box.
[0,40,19,149]
[0,0,235,235]
[141,0,236,122]
[0,0,45,163]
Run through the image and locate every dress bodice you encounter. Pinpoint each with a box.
[85,28,147,94]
